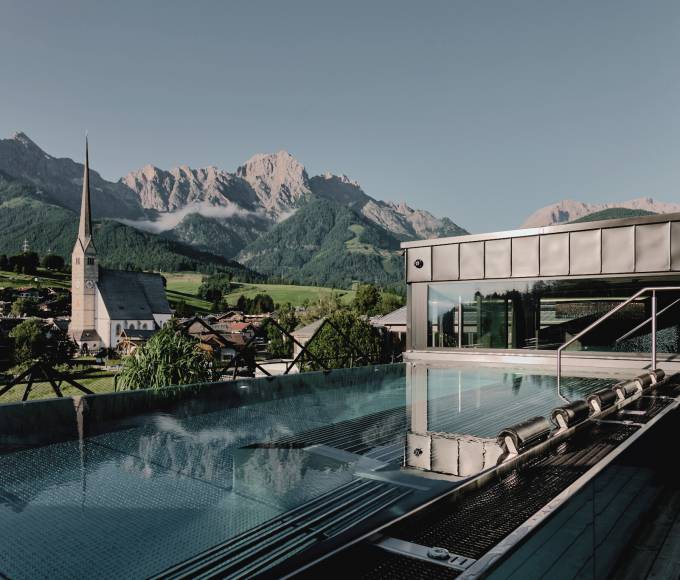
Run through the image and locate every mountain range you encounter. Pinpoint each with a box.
[4,131,676,287]
[522,197,680,228]
[0,132,466,287]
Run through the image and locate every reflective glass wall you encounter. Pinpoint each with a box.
[427,277,680,352]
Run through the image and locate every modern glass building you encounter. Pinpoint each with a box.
[402,213,680,366]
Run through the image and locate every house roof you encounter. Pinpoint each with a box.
[371,306,407,327]
[214,311,244,321]
[98,269,172,320]
[214,321,254,333]
[292,318,325,339]
[180,316,217,335]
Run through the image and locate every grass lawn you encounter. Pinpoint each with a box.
[0,268,70,290]
[222,282,355,307]
[0,370,117,404]
[164,272,356,310]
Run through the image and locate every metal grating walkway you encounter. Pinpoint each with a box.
[389,423,638,559]
[153,478,411,580]
[298,417,651,579]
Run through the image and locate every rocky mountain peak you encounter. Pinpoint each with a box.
[10,131,34,144]
[236,151,310,216]
[319,172,361,188]
[7,131,48,156]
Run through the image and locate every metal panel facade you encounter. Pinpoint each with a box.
[602,226,635,273]
[407,247,431,282]
[485,238,511,279]
[672,222,680,271]
[540,233,570,276]
[635,223,670,272]
[570,229,601,275]
[511,236,539,277]
[432,244,459,281]
[404,215,680,285]
[459,242,485,279]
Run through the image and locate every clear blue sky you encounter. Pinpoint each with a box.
[1,0,679,232]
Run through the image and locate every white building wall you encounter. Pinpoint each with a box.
[153,313,172,328]
[109,320,127,348]
[95,289,112,349]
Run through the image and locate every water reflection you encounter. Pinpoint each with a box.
[403,364,616,477]
[0,362,618,579]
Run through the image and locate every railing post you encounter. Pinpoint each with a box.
[651,290,657,370]
[457,296,463,348]
[556,349,561,389]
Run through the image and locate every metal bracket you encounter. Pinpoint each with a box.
[375,536,476,571]
[592,418,645,428]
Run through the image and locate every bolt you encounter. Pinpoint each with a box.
[428,547,451,560]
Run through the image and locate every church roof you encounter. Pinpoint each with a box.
[78,137,94,246]
[98,269,172,320]
[72,328,102,342]
[119,328,156,341]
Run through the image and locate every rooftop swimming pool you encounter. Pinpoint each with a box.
[0,363,618,579]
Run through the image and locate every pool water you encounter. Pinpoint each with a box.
[0,363,615,579]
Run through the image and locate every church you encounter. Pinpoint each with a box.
[70,140,172,351]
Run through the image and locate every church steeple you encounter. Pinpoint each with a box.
[78,137,92,242]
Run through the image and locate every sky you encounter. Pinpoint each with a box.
[1,0,679,232]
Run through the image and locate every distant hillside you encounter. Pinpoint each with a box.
[569,208,657,224]
[522,197,680,227]
[237,198,403,288]
[163,212,267,258]
[0,173,261,277]
[0,132,142,219]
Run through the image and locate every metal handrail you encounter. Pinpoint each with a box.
[556,286,680,396]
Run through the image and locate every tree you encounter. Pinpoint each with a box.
[0,254,8,271]
[353,284,381,316]
[377,292,405,315]
[11,297,39,317]
[42,253,65,271]
[298,292,343,325]
[235,293,275,314]
[9,318,44,367]
[302,310,383,371]
[252,293,274,314]
[267,303,299,358]
[9,318,76,369]
[172,300,192,318]
[198,273,232,302]
[117,322,212,391]
[8,252,39,275]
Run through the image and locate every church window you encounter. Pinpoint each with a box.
[116,324,122,336]
[142,323,148,330]
[129,324,135,330]
[87,257,95,265]
[75,258,81,265]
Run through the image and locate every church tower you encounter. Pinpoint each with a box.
[70,138,100,347]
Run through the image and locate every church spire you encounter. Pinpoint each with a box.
[78,137,92,241]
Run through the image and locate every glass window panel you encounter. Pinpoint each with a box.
[427,276,680,352]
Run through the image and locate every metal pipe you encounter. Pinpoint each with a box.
[615,297,680,343]
[652,290,657,370]
[556,286,680,390]
[458,295,463,348]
